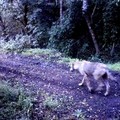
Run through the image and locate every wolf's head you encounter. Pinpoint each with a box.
[70,60,80,71]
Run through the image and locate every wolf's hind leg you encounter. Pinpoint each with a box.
[104,80,110,96]
[96,80,104,91]
[85,78,93,93]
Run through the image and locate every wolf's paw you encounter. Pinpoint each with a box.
[90,89,95,94]
[78,83,84,86]
[104,92,109,96]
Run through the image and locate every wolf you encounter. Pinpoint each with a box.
[70,60,116,96]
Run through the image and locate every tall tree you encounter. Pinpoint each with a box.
[60,0,63,25]
[82,0,100,55]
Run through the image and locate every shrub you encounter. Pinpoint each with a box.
[0,34,36,53]
[0,82,32,120]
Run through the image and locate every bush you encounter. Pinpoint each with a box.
[48,1,98,59]
[32,26,50,48]
[103,0,120,44]
[0,82,32,120]
[0,34,36,53]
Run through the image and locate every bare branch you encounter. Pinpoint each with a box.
[91,4,97,22]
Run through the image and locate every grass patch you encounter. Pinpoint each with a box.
[107,62,120,71]
[22,48,54,55]
[22,48,60,55]
[22,48,61,61]
[1,47,120,72]
[59,57,120,72]
[58,57,77,63]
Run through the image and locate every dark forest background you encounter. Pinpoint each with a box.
[0,0,120,62]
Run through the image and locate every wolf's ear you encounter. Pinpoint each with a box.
[75,59,79,62]
[69,62,72,66]
[69,62,74,71]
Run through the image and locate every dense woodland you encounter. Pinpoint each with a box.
[0,0,120,61]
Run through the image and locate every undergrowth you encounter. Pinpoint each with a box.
[0,81,32,120]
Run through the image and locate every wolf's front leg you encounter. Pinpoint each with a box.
[78,74,86,86]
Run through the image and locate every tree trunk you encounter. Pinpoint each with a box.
[82,0,100,55]
[84,15,100,55]
[110,43,115,56]
[55,0,58,5]
[23,4,28,27]
[60,0,63,25]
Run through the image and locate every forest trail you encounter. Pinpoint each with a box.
[0,53,120,119]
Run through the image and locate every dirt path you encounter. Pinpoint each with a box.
[0,53,120,119]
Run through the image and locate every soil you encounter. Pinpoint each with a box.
[0,53,120,120]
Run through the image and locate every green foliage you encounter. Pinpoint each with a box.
[32,26,50,48]
[48,0,120,60]
[43,95,60,109]
[48,8,75,50]
[0,82,32,120]
[88,54,102,62]
[26,0,60,48]
[0,0,120,61]
[103,0,120,44]
[73,109,85,120]
[0,1,25,36]
[0,83,19,102]
[0,34,35,53]
[48,1,85,57]
[107,62,120,71]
